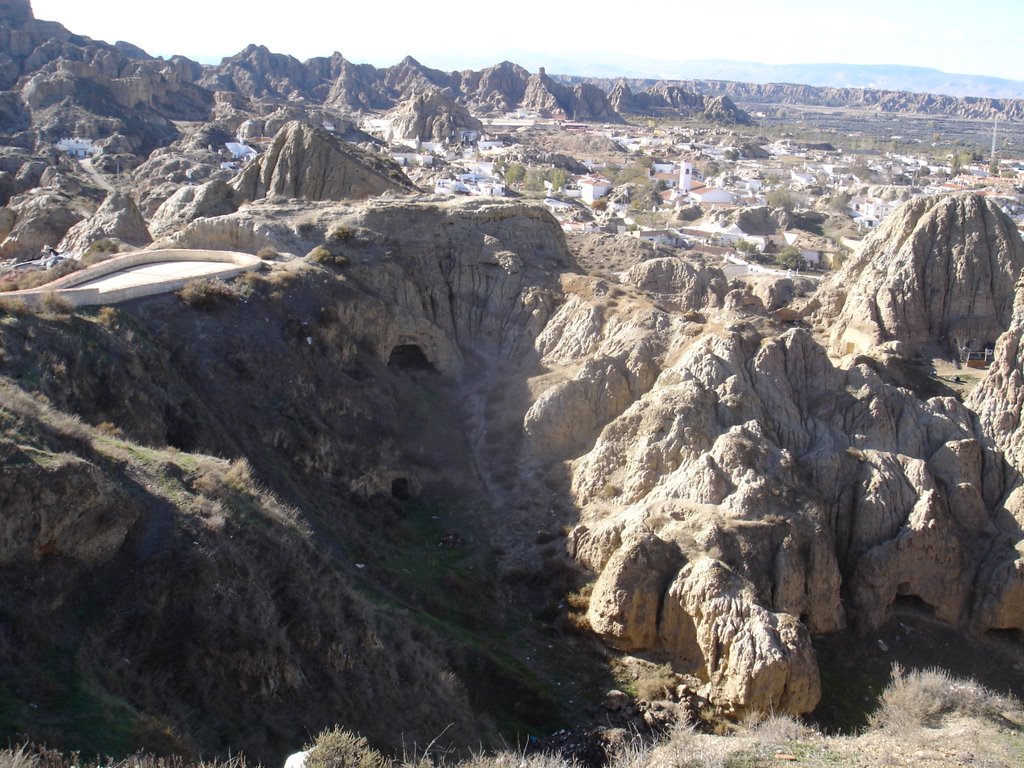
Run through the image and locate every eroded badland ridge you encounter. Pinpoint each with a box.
[4,0,1024,765]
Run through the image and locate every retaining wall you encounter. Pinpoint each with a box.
[8,249,262,308]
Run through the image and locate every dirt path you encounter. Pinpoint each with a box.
[79,157,114,193]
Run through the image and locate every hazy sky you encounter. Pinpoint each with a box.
[29,0,1024,81]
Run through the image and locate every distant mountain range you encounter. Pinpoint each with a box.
[533,56,1024,100]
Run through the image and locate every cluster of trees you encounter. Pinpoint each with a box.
[501,162,570,194]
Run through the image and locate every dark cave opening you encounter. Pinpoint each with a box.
[388,344,437,373]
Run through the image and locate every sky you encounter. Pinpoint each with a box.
[28,0,1024,82]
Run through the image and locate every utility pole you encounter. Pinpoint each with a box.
[992,114,998,162]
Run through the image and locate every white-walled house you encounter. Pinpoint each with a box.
[689,185,735,206]
[849,195,900,229]
[578,175,613,204]
[56,138,99,158]
[790,169,816,187]
[392,152,434,167]
[632,228,688,247]
[225,142,258,162]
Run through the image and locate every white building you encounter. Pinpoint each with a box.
[56,138,98,158]
[679,161,695,192]
[689,185,735,206]
[578,175,613,204]
[225,142,258,162]
[849,195,900,229]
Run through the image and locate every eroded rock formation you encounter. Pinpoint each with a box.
[57,190,151,254]
[816,193,1024,357]
[389,87,483,143]
[232,121,417,203]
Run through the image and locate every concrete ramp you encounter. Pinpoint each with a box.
[6,249,262,307]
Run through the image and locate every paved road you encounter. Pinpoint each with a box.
[74,260,236,291]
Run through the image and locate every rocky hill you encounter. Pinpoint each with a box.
[563,74,1024,121]
[4,185,1024,761]
[389,87,483,143]
[0,0,210,154]
[609,79,751,124]
[814,193,1024,357]
[231,121,417,203]
[4,1,1024,764]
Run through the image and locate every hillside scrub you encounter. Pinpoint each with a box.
[5,665,1024,768]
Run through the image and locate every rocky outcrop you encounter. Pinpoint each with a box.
[231,121,417,203]
[969,273,1024,481]
[960,275,1024,636]
[199,44,317,100]
[529,275,1017,714]
[458,61,530,113]
[572,82,623,123]
[521,68,576,117]
[816,193,1024,357]
[0,189,82,261]
[149,179,239,236]
[2,5,211,152]
[382,55,453,99]
[571,75,1024,121]
[57,190,151,254]
[666,558,820,714]
[389,88,482,143]
[682,78,1024,121]
[322,54,391,111]
[520,68,622,122]
[625,256,727,311]
[701,94,749,124]
[601,79,749,123]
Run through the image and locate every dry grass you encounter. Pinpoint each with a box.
[304,727,387,768]
[869,664,1019,735]
[0,748,249,768]
[177,278,241,308]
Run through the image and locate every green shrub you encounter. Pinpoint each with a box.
[308,246,331,262]
[308,246,348,267]
[177,278,240,308]
[328,224,354,242]
[305,726,387,768]
[39,292,73,315]
[95,305,118,327]
[81,239,123,265]
[0,297,29,316]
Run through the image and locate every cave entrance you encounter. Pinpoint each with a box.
[391,477,410,500]
[891,593,936,618]
[388,344,437,373]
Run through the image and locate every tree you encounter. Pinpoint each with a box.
[829,190,852,213]
[723,148,739,162]
[774,245,802,270]
[524,167,546,193]
[767,189,797,213]
[547,167,569,192]
[504,162,525,186]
